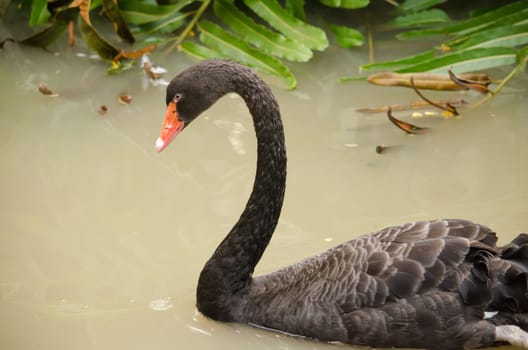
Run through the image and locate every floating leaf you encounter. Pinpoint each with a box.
[214,0,312,62]
[409,77,458,116]
[198,20,296,89]
[387,107,427,134]
[317,0,369,9]
[447,69,491,94]
[357,99,467,114]
[367,72,490,90]
[244,0,328,51]
[118,0,184,25]
[329,24,364,48]
[397,47,517,74]
[393,9,450,27]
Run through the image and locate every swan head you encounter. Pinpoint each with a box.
[156,60,234,153]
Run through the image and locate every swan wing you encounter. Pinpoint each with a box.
[245,219,501,344]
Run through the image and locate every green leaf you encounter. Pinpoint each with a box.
[397,47,517,73]
[360,49,435,72]
[393,9,450,27]
[451,24,528,51]
[244,0,328,51]
[329,24,364,48]
[137,11,189,34]
[214,0,312,62]
[102,0,135,43]
[180,41,226,60]
[285,0,306,20]
[107,60,135,74]
[400,0,447,13]
[397,1,528,40]
[90,0,103,10]
[516,45,528,72]
[21,8,78,47]
[467,5,497,18]
[79,15,120,61]
[29,0,50,26]
[442,11,528,48]
[317,0,369,9]
[119,0,186,25]
[198,20,296,89]
[139,36,170,46]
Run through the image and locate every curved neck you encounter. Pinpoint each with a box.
[196,62,286,321]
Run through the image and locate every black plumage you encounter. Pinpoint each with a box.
[157,59,528,349]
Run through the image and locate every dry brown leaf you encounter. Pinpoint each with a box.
[387,107,427,135]
[368,72,491,91]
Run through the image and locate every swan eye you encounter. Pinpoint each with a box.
[173,93,183,102]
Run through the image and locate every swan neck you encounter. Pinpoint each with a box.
[197,65,286,321]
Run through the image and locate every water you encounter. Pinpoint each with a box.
[1,29,527,350]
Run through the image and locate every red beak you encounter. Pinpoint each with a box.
[156,101,184,152]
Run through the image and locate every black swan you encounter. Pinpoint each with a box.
[156,59,528,349]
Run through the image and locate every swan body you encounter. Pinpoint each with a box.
[156,59,528,349]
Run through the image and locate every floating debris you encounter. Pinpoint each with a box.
[376,145,389,154]
[410,77,458,117]
[98,104,108,115]
[142,55,167,80]
[118,94,132,104]
[113,44,156,62]
[368,72,491,91]
[141,55,169,88]
[356,99,467,114]
[448,69,492,94]
[38,82,59,97]
[387,107,427,135]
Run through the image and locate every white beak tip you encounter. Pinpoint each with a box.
[155,137,165,152]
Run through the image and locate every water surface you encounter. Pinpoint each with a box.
[1,30,527,350]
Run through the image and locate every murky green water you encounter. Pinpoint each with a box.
[1,18,527,350]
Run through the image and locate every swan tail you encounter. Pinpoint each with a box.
[486,234,528,327]
[341,229,528,349]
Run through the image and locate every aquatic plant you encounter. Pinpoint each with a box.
[10,0,528,88]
